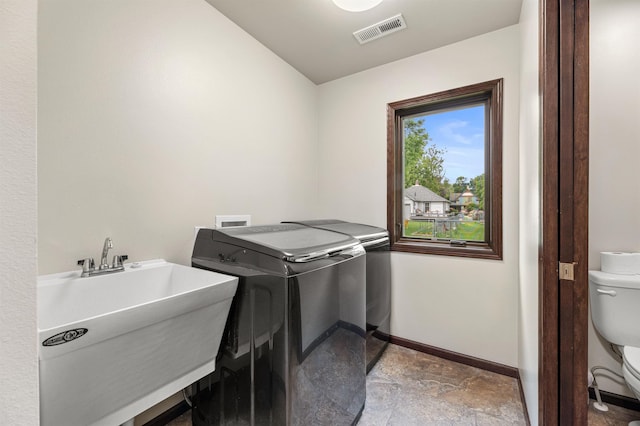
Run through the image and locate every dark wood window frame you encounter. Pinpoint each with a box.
[386,79,503,260]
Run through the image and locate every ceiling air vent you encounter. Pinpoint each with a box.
[353,14,407,45]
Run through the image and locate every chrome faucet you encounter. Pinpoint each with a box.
[99,237,113,270]
[77,237,128,277]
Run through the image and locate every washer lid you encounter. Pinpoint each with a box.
[213,224,360,262]
[285,220,388,244]
[624,346,640,378]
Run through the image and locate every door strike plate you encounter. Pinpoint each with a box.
[559,262,575,281]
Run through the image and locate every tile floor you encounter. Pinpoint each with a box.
[357,344,526,425]
[588,401,640,425]
[165,343,640,425]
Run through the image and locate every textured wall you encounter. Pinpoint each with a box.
[517,0,540,422]
[317,26,521,367]
[0,0,39,424]
[38,1,318,420]
[38,0,319,275]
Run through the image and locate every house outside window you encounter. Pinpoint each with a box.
[387,79,503,259]
[404,181,450,217]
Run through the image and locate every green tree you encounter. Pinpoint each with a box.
[452,176,468,193]
[439,177,452,199]
[466,202,479,211]
[470,174,485,209]
[404,119,428,186]
[403,118,446,193]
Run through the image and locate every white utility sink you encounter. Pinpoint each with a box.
[38,259,238,426]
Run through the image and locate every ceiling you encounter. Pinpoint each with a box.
[204,0,524,84]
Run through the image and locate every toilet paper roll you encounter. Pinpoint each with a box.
[601,252,640,275]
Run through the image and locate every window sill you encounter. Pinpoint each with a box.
[390,238,502,260]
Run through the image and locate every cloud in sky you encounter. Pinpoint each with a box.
[420,105,485,181]
[442,147,484,181]
[438,120,479,145]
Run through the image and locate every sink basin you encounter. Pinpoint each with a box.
[38,259,238,426]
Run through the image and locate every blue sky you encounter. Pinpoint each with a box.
[419,104,485,182]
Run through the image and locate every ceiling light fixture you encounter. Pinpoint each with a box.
[332,0,383,12]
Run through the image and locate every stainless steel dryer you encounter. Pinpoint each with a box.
[190,224,366,426]
[285,220,390,373]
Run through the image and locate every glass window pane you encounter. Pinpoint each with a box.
[401,104,486,242]
[388,78,502,259]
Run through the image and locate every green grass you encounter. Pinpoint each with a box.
[405,220,485,241]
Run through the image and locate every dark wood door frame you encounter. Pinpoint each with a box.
[540,0,589,424]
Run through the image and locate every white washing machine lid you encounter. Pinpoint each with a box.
[623,346,640,378]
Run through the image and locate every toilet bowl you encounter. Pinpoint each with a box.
[623,347,640,401]
[622,358,640,426]
[589,266,640,425]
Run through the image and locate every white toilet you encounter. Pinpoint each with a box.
[589,263,640,424]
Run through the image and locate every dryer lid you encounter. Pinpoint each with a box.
[212,224,360,262]
[285,220,388,245]
[624,346,640,378]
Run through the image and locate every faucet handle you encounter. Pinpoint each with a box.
[77,258,94,273]
[111,255,128,268]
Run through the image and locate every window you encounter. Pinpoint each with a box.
[387,79,503,259]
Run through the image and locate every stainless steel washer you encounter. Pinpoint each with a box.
[285,220,390,373]
[191,224,366,425]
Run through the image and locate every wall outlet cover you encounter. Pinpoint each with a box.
[215,215,251,228]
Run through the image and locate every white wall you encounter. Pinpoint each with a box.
[38,0,319,275]
[0,0,39,425]
[31,1,549,420]
[38,1,318,421]
[517,0,540,422]
[317,26,521,367]
[589,0,640,398]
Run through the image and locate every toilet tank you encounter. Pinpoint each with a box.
[589,271,640,347]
